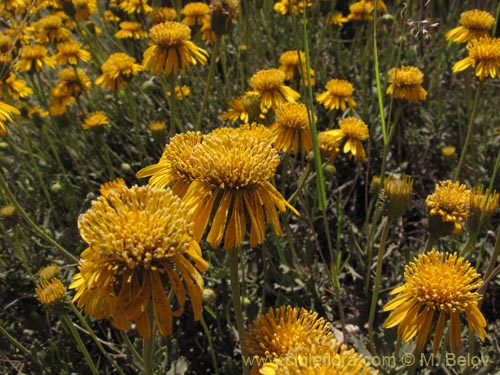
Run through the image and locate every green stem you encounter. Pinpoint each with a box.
[0,324,44,369]
[98,132,115,179]
[196,37,221,131]
[454,82,483,181]
[142,336,154,375]
[0,170,78,263]
[373,6,387,144]
[227,248,249,375]
[120,331,143,366]
[200,314,219,375]
[60,312,98,375]
[70,304,127,375]
[479,225,500,295]
[368,216,392,355]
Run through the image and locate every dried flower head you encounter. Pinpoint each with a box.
[384,249,486,353]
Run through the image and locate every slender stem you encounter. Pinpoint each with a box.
[0,170,78,263]
[196,37,221,131]
[70,304,127,375]
[373,5,387,144]
[0,324,44,369]
[142,336,154,375]
[454,82,483,181]
[120,331,143,366]
[98,132,115,179]
[60,312,98,375]
[200,315,219,375]
[368,216,392,355]
[479,225,500,295]
[227,248,249,375]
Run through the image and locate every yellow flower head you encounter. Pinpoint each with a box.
[33,14,72,44]
[200,20,217,42]
[49,86,75,116]
[115,21,148,39]
[70,184,208,338]
[137,131,203,197]
[0,204,16,217]
[56,67,91,98]
[95,52,144,91]
[261,335,377,375]
[150,7,178,25]
[326,12,349,27]
[273,0,311,15]
[82,111,110,130]
[183,124,299,250]
[73,0,97,20]
[453,37,500,80]
[243,306,333,363]
[220,93,261,124]
[248,69,301,114]
[142,21,208,76]
[99,178,127,198]
[316,78,356,111]
[270,102,312,154]
[38,264,60,281]
[348,1,374,21]
[468,186,499,231]
[317,131,340,161]
[323,117,369,161]
[278,50,308,82]
[181,2,210,26]
[386,66,427,102]
[14,45,56,73]
[0,100,20,137]
[36,278,66,309]
[119,0,153,14]
[446,9,496,44]
[166,84,191,100]
[1,72,33,100]
[425,180,471,234]
[54,39,91,66]
[149,120,167,132]
[384,249,486,353]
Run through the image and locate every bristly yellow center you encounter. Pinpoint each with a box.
[388,66,424,87]
[249,69,286,91]
[325,78,354,96]
[460,9,495,30]
[149,21,191,47]
[339,117,369,140]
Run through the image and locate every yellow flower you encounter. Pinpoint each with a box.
[13,45,56,73]
[142,21,208,77]
[150,7,178,25]
[220,93,261,123]
[348,1,374,21]
[49,86,75,116]
[326,12,349,27]
[115,21,148,39]
[468,186,499,231]
[453,37,500,80]
[38,264,60,281]
[386,66,427,102]
[247,69,301,114]
[270,102,312,154]
[55,67,91,98]
[183,124,299,250]
[446,9,495,44]
[53,39,91,66]
[95,52,144,91]
[316,78,356,111]
[200,19,217,42]
[136,131,202,197]
[181,2,210,26]
[0,205,16,217]
[384,249,486,353]
[317,131,340,160]
[1,72,33,100]
[261,335,377,375]
[70,184,208,338]
[0,100,20,137]
[166,84,191,100]
[278,50,315,86]
[119,0,153,14]
[149,120,167,132]
[425,180,471,234]
[73,0,97,20]
[33,14,72,44]
[82,111,110,130]
[36,278,66,309]
[103,10,120,22]
[273,0,311,15]
[322,117,369,161]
